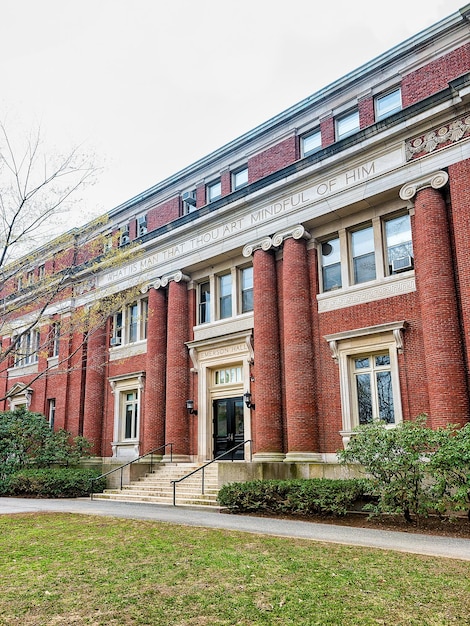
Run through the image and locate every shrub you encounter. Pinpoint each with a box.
[6,468,106,498]
[218,478,367,516]
[338,416,439,522]
[428,423,470,520]
[0,408,92,480]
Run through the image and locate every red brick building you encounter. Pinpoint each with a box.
[2,5,470,482]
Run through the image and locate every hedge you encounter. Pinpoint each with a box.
[2,468,106,498]
[218,478,368,516]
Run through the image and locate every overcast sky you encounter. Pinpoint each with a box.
[0,0,465,227]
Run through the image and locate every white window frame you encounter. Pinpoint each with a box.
[375,87,402,121]
[207,180,222,203]
[137,214,148,236]
[48,398,56,428]
[218,272,233,319]
[302,129,321,156]
[198,280,211,324]
[109,373,144,458]
[13,328,40,367]
[111,298,148,347]
[336,109,360,140]
[325,321,406,448]
[239,265,253,314]
[232,167,248,190]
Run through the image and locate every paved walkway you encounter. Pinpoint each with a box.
[1,496,469,561]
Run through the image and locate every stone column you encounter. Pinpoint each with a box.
[276,226,320,461]
[82,325,107,455]
[162,271,191,461]
[400,171,469,428]
[143,285,167,455]
[243,239,284,460]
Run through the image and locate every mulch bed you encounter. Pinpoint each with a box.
[233,510,470,539]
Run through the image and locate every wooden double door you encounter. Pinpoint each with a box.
[213,397,244,460]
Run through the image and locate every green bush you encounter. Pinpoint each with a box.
[5,468,106,498]
[338,416,438,522]
[428,423,470,520]
[218,478,367,516]
[0,408,92,481]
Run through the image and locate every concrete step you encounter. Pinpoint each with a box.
[95,462,220,506]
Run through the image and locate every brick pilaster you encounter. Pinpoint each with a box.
[282,235,319,458]
[83,326,107,455]
[143,286,167,454]
[164,278,190,460]
[252,248,284,459]
[405,174,469,427]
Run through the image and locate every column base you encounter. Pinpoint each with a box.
[252,452,286,462]
[253,452,286,463]
[162,454,191,463]
[283,452,323,463]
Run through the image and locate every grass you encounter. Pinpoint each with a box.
[0,513,469,625]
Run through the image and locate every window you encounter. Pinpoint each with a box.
[336,109,360,140]
[199,281,211,324]
[215,366,242,385]
[384,214,413,274]
[13,328,40,367]
[351,226,376,284]
[111,298,148,346]
[103,234,114,253]
[375,88,402,120]
[38,264,45,281]
[325,321,405,447]
[321,237,342,291]
[219,274,232,319]
[123,390,139,440]
[27,270,34,286]
[353,353,395,424]
[207,180,222,203]
[17,276,23,292]
[109,373,144,458]
[50,322,60,357]
[302,129,321,156]
[232,167,248,190]
[48,399,56,429]
[137,214,147,236]
[240,266,253,313]
[119,226,130,246]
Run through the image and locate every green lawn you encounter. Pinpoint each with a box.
[0,513,469,625]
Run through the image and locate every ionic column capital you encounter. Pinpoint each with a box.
[272,224,311,248]
[242,236,274,258]
[399,170,449,201]
[141,270,190,292]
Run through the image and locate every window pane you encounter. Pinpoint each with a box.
[199,282,211,323]
[321,238,341,291]
[385,214,413,273]
[241,267,253,313]
[355,357,370,369]
[375,354,390,367]
[233,168,248,189]
[219,274,232,319]
[376,88,401,120]
[302,130,321,155]
[337,110,359,139]
[208,181,221,202]
[352,227,376,283]
[356,373,373,424]
[377,371,395,423]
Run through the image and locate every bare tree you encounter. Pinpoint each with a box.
[0,124,141,403]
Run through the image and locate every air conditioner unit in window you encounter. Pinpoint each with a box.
[391,255,413,273]
[110,336,122,346]
[119,231,130,246]
[182,191,197,206]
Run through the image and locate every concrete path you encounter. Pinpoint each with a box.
[1,496,469,561]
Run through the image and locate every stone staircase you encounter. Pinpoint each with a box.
[93,462,220,507]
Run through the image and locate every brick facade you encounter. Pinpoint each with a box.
[1,6,470,473]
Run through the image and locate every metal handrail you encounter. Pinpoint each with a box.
[90,443,174,499]
[171,439,252,506]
